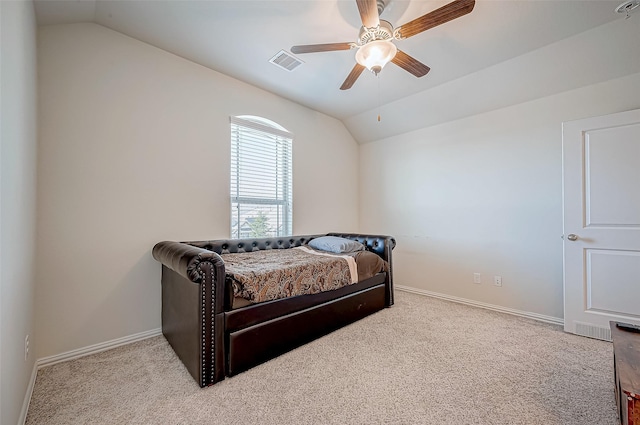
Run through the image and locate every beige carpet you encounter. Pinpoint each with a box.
[26,292,618,424]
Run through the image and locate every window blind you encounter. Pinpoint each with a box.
[230,116,293,239]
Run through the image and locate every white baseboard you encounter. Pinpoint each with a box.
[396,285,564,326]
[37,327,162,369]
[18,362,38,425]
[20,328,162,424]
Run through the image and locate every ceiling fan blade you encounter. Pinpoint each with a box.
[356,0,380,29]
[340,64,366,90]
[291,43,354,54]
[395,0,475,39]
[391,50,431,77]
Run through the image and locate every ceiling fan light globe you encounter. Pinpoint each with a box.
[355,40,397,74]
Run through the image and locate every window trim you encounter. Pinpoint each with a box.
[230,116,293,140]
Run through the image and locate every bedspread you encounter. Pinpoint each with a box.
[223,247,355,303]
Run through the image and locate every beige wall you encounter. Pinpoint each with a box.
[1,1,38,424]
[36,23,359,359]
[360,72,640,319]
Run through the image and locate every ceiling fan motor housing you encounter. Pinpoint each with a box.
[358,19,394,45]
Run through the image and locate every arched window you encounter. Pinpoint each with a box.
[230,115,293,238]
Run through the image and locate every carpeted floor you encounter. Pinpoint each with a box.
[26,291,618,424]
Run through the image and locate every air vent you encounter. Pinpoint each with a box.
[574,321,612,341]
[269,50,303,72]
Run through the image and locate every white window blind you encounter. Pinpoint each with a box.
[230,116,293,239]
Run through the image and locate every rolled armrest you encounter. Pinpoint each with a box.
[153,241,227,386]
[326,233,396,307]
[152,241,224,283]
[325,233,396,259]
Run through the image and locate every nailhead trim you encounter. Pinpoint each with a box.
[200,267,206,386]
[210,265,215,381]
[196,261,217,387]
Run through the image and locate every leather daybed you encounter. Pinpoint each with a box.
[152,232,395,387]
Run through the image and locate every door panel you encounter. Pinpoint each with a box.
[585,125,640,227]
[586,249,640,317]
[563,109,640,341]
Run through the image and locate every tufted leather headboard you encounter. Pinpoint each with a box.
[187,234,322,255]
[185,233,396,261]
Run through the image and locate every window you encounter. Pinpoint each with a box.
[230,116,293,239]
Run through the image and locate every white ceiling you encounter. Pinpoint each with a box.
[34,0,631,138]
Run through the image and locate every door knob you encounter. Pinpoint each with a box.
[567,234,578,241]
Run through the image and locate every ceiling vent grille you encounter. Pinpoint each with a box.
[269,50,303,72]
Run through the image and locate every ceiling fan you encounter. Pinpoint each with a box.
[291,0,475,90]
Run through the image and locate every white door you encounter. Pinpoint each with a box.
[563,109,640,341]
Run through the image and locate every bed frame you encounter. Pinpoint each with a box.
[152,232,395,387]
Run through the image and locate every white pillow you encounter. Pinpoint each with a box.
[308,236,365,254]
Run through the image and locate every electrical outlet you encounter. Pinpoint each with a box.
[473,273,481,284]
[24,335,30,361]
[494,276,502,287]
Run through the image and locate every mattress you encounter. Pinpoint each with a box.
[223,246,387,308]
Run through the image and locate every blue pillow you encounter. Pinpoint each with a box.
[308,236,365,254]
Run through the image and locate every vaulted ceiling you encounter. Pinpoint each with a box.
[34,1,639,142]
